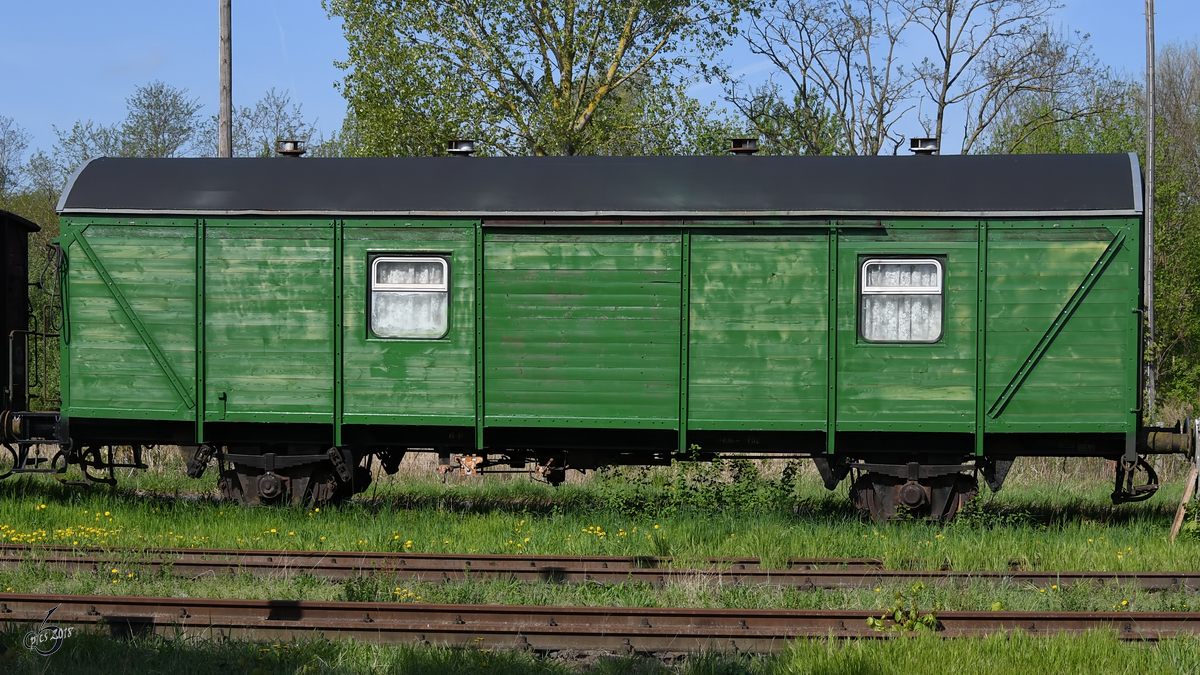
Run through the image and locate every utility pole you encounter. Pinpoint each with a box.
[1145,0,1156,420]
[218,0,232,158]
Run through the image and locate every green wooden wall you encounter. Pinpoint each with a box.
[63,222,197,421]
[983,223,1139,433]
[835,228,979,433]
[58,217,1143,451]
[204,225,334,422]
[341,224,476,426]
[687,233,828,431]
[482,232,682,428]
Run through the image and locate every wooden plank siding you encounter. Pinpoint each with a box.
[835,228,979,432]
[57,217,1142,447]
[341,224,477,426]
[983,224,1139,432]
[64,223,197,419]
[483,233,682,428]
[687,233,828,430]
[203,225,335,421]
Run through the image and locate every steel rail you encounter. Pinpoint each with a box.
[0,545,881,584]
[2,545,1198,590]
[0,593,1195,652]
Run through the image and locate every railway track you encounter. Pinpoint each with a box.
[0,593,1196,651]
[4,545,1200,590]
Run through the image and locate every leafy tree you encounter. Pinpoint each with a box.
[120,81,203,158]
[54,81,203,175]
[53,120,124,175]
[326,0,755,156]
[730,83,850,155]
[1147,43,1200,411]
[980,75,1142,155]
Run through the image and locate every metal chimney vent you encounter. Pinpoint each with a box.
[276,139,307,157]
[910,138,938,155]
[728,137,759,155]
[447,139,476,156]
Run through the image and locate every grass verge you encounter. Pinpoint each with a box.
[0,456,1196,573]
[0,628,1196,674]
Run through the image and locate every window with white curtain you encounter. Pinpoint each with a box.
[370,256,449,338]
[859,258,943,343]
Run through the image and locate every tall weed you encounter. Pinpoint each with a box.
[592,456,801,518]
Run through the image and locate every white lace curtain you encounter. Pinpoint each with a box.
[371,258,449,338]
[861,262,942,342]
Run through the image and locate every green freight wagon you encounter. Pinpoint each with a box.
[2,152,1194,519]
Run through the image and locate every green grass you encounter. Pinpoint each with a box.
[0,628,1197,674]
[0,454,1195,573]
[2,455,1199,672]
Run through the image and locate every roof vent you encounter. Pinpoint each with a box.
[728,137,759,156]
[275,139,307,157]
[909,138,938,155]
[447,139,476,156]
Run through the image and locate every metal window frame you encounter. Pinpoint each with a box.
[860,258,943,295]
[368,254,450,340]
[858,257,944,344]
[371,256,449,291]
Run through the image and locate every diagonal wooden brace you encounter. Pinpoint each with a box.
[67,230,195,410]
[987,230,1126,420]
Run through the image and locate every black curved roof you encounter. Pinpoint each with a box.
[58,153,1142,218]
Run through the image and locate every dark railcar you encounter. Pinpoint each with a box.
[1,210,38,413]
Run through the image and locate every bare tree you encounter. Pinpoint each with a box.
[0,115,31,198]
[200,88,317,157]
[735,0,918,155]
[979,68,1140,155]
[1157,42,1200,187]
[908,0,1103,153]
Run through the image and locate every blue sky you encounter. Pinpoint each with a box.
[2,1,1198,156]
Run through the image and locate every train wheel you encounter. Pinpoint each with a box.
[849,472,978,522]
